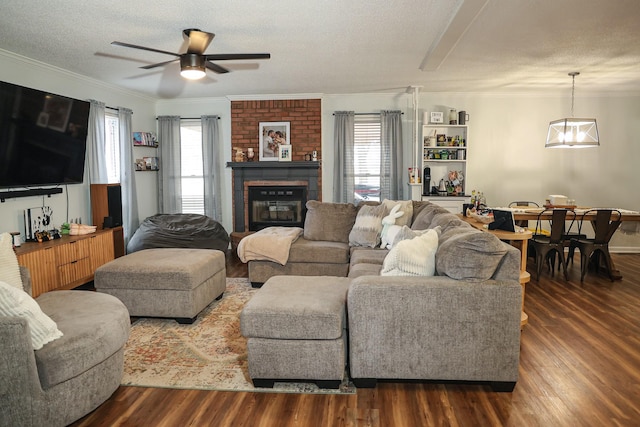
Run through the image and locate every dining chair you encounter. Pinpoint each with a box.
[508,201,540,228]
[569,209,622,282]
[530,209,571,281]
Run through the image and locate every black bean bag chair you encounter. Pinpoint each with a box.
[127,213,230,254]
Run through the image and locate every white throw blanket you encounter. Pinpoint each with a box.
[237,227,303,265]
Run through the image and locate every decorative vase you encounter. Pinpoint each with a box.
[449,109,457,125]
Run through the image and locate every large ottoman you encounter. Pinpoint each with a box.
[94,248,226,323]
[240,275,351,389]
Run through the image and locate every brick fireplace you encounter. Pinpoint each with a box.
[228,161,320,232]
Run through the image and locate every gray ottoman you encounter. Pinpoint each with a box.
[240,275,351,389]
[94,248,226,323]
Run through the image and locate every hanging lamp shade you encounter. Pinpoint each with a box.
[546,118,599,148]
[545,72,599,148]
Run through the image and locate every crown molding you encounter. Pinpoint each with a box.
[0,48,157,103]
[226,93,324,101]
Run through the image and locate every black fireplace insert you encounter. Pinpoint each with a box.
[248,186,307,231]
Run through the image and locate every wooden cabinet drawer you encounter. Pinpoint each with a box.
[55,238,89,265]
[57,257,92,286]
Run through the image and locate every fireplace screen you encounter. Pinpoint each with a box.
[248,186,307,231]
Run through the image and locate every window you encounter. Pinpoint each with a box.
[353,114,381,202]
[105,112,120,184]
[180,120,204,214]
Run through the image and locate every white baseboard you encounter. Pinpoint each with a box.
[610,246,640,254]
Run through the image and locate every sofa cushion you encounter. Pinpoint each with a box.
[287,238,350,264]
[390,225,436,247]
[0,281,63,350]
[350,247,389,266]
[436,229,507,281]
[0,232,23,290]
[382,199,413,227]
[304,200,357,243]
[348,263,383,278]
[411,203,450,230]
[35,290,130,389]
[349,203,387,248]
[241,276,351,340]
[381,228,439,276]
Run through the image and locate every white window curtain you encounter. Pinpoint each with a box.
[157,116,182,214]
[86,100,108,183]
[201,115,222,221]
[380,110,403,200]
[333,111,355,202]
[117,107,139,246]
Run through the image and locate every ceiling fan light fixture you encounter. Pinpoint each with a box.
[180,54,206,80]
[545,72,599,148]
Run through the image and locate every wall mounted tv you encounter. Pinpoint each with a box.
[0,80,90,189]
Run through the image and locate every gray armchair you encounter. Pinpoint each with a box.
[0,267,130,427]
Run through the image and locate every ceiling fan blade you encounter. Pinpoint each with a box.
[184,29,215,54]
[204,53,271,61]
[111,41,180,58]
[140,58,180,69]
[205,61,230,74]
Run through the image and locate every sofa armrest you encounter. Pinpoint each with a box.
[20,266,32,296]
[0,317,43,425]
[347,275,522,383]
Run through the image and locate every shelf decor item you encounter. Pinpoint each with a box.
[430,112,443,124]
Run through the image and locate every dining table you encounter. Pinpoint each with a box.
[507,207,640,280]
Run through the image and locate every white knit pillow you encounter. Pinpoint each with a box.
[0,281,63,350]
[381,228,439,276]
[0,232,23,290]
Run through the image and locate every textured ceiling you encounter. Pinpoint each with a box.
[1,0,639,99]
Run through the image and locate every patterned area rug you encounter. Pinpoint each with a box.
[122,278,355,394]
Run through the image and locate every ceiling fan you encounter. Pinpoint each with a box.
[111,28,270,80]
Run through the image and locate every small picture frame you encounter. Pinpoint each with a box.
[278,144,292,162]
[430,112,444,124]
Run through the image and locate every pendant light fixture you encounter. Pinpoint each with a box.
[545,72,599,148]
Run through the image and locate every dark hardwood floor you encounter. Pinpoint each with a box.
[71,252,640,427]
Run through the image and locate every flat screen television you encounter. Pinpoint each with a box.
[0,80,90,188]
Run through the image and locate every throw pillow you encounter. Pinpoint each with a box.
[380,228,439,276]
[436,230,507,282]
[0,280,63,350]
[382,199,413,227]
[303,201,357,243]
[349,203,387,248]
[0,232,23,290]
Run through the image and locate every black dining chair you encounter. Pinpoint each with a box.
[508,201,540,228]
[569,209,622,282]
[530,209,572,281]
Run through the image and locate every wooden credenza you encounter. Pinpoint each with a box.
[14,228,118,297]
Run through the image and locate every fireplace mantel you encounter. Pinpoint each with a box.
[227,161,320,232]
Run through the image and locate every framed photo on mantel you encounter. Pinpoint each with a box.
[278,144,292,162]
[259,121,290,161]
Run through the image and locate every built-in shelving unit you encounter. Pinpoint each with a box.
[421,124,470,213]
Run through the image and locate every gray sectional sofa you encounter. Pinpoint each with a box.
[244,200,522,391]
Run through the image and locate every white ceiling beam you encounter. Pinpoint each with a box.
[420,0,490,71]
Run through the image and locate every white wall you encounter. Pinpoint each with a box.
[0,51,156,243]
